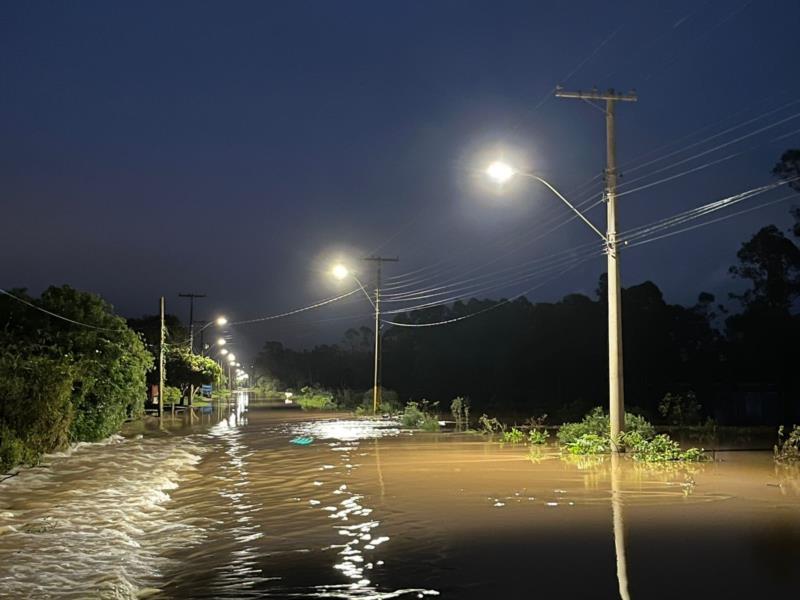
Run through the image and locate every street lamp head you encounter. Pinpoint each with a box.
[215,316,228,326]
[486,160,515,185]
[332,264,350,280]
[217,338,226,346]
[228,353,236,362]
[220,348,228,355]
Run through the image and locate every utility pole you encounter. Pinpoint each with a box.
[555,86,637,446]
[158,296,165,419]
[178,293,206,353]
[178,293,205,410]
[363,256,399,415]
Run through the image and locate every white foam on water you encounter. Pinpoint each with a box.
[0,434,208,599]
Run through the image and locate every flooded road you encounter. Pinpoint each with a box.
[1,394,799,599]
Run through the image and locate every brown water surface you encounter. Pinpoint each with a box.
[1,393,799,599]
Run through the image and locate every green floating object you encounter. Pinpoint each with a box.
[290,436,314,445]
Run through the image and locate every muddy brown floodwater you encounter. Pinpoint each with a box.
[1,393,799,599]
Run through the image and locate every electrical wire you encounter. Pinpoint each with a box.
[0,288,127,333]
[229,288,361,326]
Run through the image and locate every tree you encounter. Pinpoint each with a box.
[772,149,800,238]
[165,347,222,402]
[0,285,151,463]
[729,225,800,312]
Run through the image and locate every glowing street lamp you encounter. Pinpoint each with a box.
[220,348,228,355]
[215,316,228,326]
[332,264,350,280]
[486,160,515,185]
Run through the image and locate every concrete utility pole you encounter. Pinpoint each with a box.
[555,86,637,446]
[158,296,166,419]
[178,292,206,353]
[363,256,399,415]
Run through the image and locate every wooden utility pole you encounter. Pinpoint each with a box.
[363,256,399,415]
[178,292,205,408]
[158,296,165,419]
[555,86,637,446]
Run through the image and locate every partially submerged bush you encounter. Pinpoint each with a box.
[401,400,439,431]
[478,414,504,435]
[564,434,609,455]
[528,428,548,445]
[623,432,706,462]
[450,396,470,430]
[557,407,655,445]
[558,407,704,461]
[502,427,525,444]
[775,425,800,462]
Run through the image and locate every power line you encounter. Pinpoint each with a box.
[0,288,126,333]
[229,288,361,326]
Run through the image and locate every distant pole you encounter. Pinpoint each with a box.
[555,87,637,448]
[178,293,205,409]
[178,292,206,353]
[363,256,399,415]
[158,296,165,419]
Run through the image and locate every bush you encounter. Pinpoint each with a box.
[478,414,505,435]
[557,407,655,444]
[401,401,439,431]
[775,425,800,462]
[623,432,706,462]
[296,387,336,410]
[564,434,609,455]
[502,427,525,444]
[528,429,548,445]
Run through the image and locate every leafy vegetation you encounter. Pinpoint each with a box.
[400,401,440,431]
[501,427,525,444]
[774,425,800,462]
[528,428,548,445]
[450,396,470,430]
[0,286,151,471]
[557,407,655,445]
[477,414,504,435]
[295,386,336,410]
[623,432,706,462]
[557,407,706,461]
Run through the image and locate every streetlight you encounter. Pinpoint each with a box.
[331,263,388,415]
[220,348,228,355]
[486,160,626,447]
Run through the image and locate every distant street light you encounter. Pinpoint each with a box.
[330,258,398,414]
[216,316,228,326]
[220,348,229,355]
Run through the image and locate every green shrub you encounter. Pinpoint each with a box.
[478,414,505,435]
[528,428,548,444]
[450,396,470,430]
[775,425,800,462]
[564,434,609,455]
[623,432,707,462]
[502,427,525,444]
[557,407,655,444]
[401,401,439,431]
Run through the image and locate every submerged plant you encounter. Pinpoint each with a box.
[401,400,440,431]
[775,425,800,462]
[528,428,548,445]
[450,396,470,431]
[478,414,505,435]
[623,432,706,462]
[564,433,609,455]
[557,407,655,445]
[502,427,525,444]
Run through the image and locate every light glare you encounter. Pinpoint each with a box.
[486,161,515,184]
[332,264,350,280]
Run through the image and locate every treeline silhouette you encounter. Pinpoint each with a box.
[255,153,800,426]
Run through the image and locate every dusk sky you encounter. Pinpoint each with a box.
[2,0,799,358]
